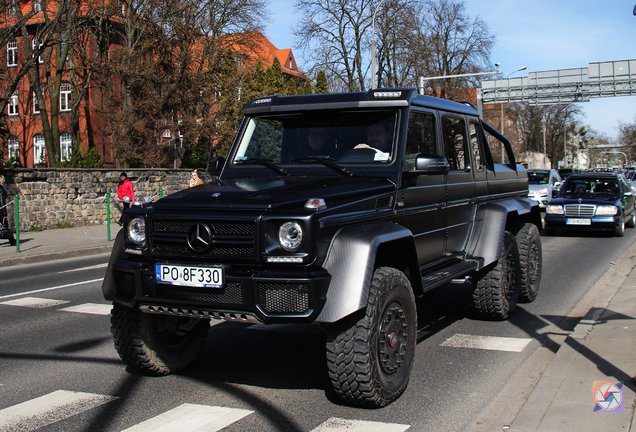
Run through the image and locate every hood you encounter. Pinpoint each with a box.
[528,183,550,193]
[550,194,620,206]
[154,176,396,211]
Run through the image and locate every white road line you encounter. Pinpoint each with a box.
[59,263,108,273]
[440,334,532,352]
[59,303,112,316]
[0,278,104,300]
[121,404,254,432]
[311,418,410,432]
[0,297,70,308]
[0,390,116,432]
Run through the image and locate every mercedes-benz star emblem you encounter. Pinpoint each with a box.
[187,223,213,253]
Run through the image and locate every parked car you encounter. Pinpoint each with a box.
[624,169,636,191]
[544,172,636,236]
[527,169,562,209]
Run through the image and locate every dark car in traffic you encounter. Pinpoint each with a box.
[544,172,636,236]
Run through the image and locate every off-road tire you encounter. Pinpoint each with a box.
[472,231,521,320]
[515,223,542,303]
[325,267,416,408]
[111,303,210,375]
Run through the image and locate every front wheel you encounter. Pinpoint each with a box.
[615,216,625,237]
[326,267,416,407]
[110,303,210,375]
[626,211,636,229]
[472,231,521,320]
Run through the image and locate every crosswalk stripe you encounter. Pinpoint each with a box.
[121,403,254,432]
[59,303,112,316]
[0,296,70,308]
[441,334,532,352]
[0,390,116,431]
[59,263,108,273]
[311,417,410,432]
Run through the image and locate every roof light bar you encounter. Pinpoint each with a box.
[373,91,402,98]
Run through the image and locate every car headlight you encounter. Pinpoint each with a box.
[596,205,618,216]
[278,221,303,251]
[546,205,564,215]
[127,217,146,244]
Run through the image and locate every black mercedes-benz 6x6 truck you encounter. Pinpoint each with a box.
[103,88,543,407]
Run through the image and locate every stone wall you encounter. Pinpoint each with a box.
[0,169,197,230]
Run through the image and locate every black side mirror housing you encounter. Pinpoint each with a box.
[414,153,450,174]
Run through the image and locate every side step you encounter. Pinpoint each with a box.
[420,260,479,292]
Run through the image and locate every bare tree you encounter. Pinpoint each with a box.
[416,0,494,99]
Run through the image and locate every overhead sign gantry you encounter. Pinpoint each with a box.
[480,59,636,105]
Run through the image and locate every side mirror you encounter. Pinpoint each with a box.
[552,189,559,198]
[207,155,226,177]
[414,153,450,174]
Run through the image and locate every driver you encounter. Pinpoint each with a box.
[354,122,390,153]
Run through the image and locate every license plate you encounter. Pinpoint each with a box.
[566,218,591,226]
[155,264,224,288]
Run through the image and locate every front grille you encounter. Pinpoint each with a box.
[155,281,244,305]
[256,282,310,314]
[564,204,596,217]
[150,219,256,260]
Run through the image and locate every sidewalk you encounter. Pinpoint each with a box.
[0,223,119,267]
[1,224,636,431]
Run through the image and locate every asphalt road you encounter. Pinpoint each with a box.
[0,229,634,432]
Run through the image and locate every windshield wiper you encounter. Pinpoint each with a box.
[235,158,288,176]
[293,157,353,177]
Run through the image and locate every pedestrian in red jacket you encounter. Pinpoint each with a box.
[117,172,135,225]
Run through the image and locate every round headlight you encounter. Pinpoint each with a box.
[127,217,146,244]
[278,221,303,251]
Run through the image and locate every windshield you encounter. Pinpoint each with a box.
[560,177,619,196]
[528,171,550,185]
[232,110,397,166]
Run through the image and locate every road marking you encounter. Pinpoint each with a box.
[441,334,532,352]
[59,263,108,273]
[121,403,254,432]
[0,297,70,308]
[0,390,116,431]
[311,418,410,432]
[59,303,112,316]
[0,278,104,300]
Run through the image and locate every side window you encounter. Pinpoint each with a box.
[441,116,468,171]
[484,128,511,166]
[468,120,484,172]
[405,110,436,171]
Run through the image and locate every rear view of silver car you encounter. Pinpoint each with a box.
[528,169,562,209]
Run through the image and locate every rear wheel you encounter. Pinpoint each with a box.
[326,267,416,407]
[111,303,210,375]
[515,224,542,303]
[472,231,521,320]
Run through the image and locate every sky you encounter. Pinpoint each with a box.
[264,0,636,141]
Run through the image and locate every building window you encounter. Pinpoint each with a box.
[7,92,18,116]
[32,0,42,12]
[59,82,71,111]
[60,133,72,162]
[33,134,45,164]
[7,40,17,67]
[8,136,19,161]
[32,37,43,63]
[33,91,40,114]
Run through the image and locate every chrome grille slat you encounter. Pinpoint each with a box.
[564,204,596,217]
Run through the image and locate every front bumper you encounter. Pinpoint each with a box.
[544,214,621,232]
[528,193,549,208]
[108,258,331,324]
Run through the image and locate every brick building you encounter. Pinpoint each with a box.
[1,0,303,168]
